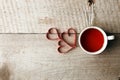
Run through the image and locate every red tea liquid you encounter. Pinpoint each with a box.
[81,28,104,52]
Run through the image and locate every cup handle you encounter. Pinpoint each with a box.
[107,35,115,40]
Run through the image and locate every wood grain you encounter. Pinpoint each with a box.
[94,0,120,33]
[0,0,119,33]
[0,0,119,80]
[0,34,119,80]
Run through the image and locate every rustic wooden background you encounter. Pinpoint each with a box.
[0,0,120,80]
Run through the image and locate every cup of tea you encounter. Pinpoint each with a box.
[78,26,115,55]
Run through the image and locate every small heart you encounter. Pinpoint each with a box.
[61,28,77,48]
[46,28,61,40]
[58,40,73,53]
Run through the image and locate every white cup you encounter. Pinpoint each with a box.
[78,26,115,55]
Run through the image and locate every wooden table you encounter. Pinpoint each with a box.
[0,0,119,80]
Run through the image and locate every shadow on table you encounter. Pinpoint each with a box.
[107,33,120,50]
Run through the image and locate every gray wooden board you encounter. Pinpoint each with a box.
[0,33,119,80]
[0,0,119,33]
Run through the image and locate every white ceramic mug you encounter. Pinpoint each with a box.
[78,26,115,55]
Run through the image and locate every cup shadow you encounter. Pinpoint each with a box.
[100,33,120,55]
[107,33,119,48]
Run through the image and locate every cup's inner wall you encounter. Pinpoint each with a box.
[80,28,104,52]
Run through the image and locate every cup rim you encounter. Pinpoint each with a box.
[78,26,108,54]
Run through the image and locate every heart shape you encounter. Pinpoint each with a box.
[46,28,61,40]
[46,28,77,53]
[61,28,77,48]
[58,40,73,53]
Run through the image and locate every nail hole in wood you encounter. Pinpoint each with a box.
[88,0,95,6]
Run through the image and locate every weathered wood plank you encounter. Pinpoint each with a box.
[0,0,119,33]
[0,34,119,80]
[0,0,87,33]
[94,0,120,33]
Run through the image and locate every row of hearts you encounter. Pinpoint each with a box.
[46,28,77,53]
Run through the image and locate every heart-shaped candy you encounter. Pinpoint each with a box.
[46,28,61,40]
[61,28,77,48]
[58,40,73,53]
